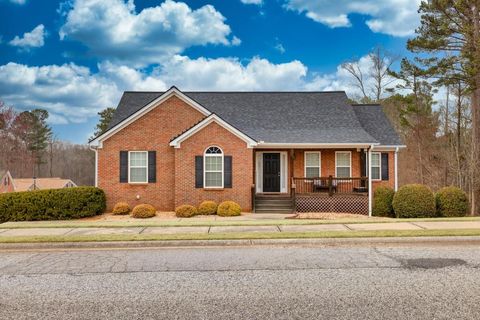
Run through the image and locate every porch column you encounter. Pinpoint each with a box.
[368,145,373,217]
[394,147,399,191]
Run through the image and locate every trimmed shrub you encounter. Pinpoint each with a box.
[198,201,218,215]
[372,186,395,217]
[112,202,130,215]
[435,186,468,217]
[175,205,198,218]
[217,201,241,217]
[131,204,156,218]
[0,187,106,222]
[392,184,436,218]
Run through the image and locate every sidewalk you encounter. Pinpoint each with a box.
[1,220,480,237]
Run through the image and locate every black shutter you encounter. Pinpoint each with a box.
[119,151,128,183]
[381,153,389,181]
[224,156,232,188]
[195,156,203,188]
[148,151,156,183]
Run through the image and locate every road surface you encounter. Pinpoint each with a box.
[1,242,480,319]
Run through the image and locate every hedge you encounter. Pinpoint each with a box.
[112,202,130,215]
[435,186,468,217]
[198,200,218,215]
[175,205,198,218]
[372,186,395,217]
[217,201,241,217]
[392,184,436,218]
[0,187,106,222]
[131,204,156,218]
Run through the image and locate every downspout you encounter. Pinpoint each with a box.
[89,145,98,187]
[394,147,399,192]
[368,145,373,217]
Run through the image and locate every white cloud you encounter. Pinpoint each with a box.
[9,24,46,48]
[240,0,263,5]
[59,0,236,66]
[231,36,242,46]
[284,0,421,36]
[275,43,285,54]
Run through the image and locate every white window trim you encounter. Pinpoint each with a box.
[204,146,224,189]
[335,151,352,178]
[370,152,382,181]
[128,151,148,184]
[304,151,321,178]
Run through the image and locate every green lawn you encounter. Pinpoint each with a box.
[1,228,480,243]
[1,216,480,229]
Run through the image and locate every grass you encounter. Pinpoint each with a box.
[1,229,480,244]
[1,216,480,229]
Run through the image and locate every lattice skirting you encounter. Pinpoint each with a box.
[295,194,368,215]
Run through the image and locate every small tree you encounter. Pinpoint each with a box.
[92,107,115,138]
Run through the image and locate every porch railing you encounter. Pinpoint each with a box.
[292,176,368,196]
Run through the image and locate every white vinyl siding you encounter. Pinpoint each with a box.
[371,152,381,180]
[129,151,148,183]
[335,151,351,178]
[304,152,321,178]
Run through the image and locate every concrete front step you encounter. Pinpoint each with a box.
[254,208,294,213]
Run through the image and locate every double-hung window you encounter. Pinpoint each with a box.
[370,152,381,180]
[129,151,148,183]
[335,151,351,178]
[305,152,321,178]
[204,146,223,188]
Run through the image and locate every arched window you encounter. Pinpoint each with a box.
[204,146,223,188]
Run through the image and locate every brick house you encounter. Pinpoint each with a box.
[89,87,404,215]
[0,170,77,193]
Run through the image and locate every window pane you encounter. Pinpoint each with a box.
[305,153,320,167]
[371,153,380,166]
[371,167,380,180]
[306,167,320,178]
[205,156,222,171]
[336,153,350,167]
[130,152,147,167]
[130,167,147,182]
[205,172,222,187]
[336,167,350,178]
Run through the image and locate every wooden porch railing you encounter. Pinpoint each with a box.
[292,176,368,196]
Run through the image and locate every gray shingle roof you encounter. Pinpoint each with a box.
[106,90,399,145]
[352,104,403,146]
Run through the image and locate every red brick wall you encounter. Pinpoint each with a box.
[372,151,395,192]
[97,96,205,211]
[174,122,253,211]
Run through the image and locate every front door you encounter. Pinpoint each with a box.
[263,153,280,192]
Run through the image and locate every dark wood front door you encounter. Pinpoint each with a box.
[263,153,280,192]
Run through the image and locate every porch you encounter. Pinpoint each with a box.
[252,148,383,215]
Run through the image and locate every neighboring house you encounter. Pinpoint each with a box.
[0,171,77,193]
[89,86,404,215]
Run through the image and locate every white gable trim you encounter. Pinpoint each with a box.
[89,87,211,148]
[170,114,257,148]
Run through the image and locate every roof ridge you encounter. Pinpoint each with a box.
[123,91,347,94]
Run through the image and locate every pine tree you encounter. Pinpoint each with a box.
[92,107,115,138]
[407,0,480,214]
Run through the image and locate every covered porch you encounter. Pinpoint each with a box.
[252,146,398,215]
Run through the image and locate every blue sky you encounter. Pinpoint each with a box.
[0,0,421,143]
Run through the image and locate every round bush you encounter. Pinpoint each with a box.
[217,201,241,217]
[175,205,198,218]
[392,184,436,218]
[372,186,395,217]
[131,204,156,218]
[198,201,218,215]
[112,202,130,215]
[435,186,468,217]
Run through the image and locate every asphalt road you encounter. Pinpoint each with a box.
[1,242,480,320]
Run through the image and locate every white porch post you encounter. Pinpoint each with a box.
[368,145,373,217]
[394,147,399,191]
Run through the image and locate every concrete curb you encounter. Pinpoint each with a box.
[1,236,480,250]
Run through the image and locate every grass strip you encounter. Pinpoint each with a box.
[1,229,480,243]
[1,216,480,229]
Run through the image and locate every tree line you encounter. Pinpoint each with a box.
[341,0,479,214]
